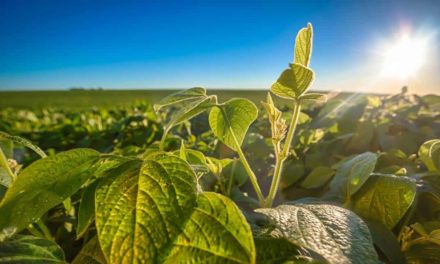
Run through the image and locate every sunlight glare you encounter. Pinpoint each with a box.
[381,34,428,79]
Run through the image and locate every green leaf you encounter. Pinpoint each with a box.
[76,180,99,239]
[209,98,258,151]
[271,64,314,100]
[294,23,313,67]
[0,131,46,158]
[166,95,216,129]
[365,220,406,264]
[419,139,440,172]
[154,87,216,130]
[0,235,65,263]
[299,93,327,102]
[163,192,255,263]
[256,203,379,264]
[72,236,106,264]
[154,87,207,110]
[300,166,334,189]
[327,152,378,203]
[0,148,100,239]
[351,174,416,229]
[254,237,300,263]
[405,243,440,264]
[95,152,255,263]
[175,145,209,174]
[206,157,232,176]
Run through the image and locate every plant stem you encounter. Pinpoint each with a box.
[215,105,264,205]
[27,225,44,238]
[265,99,301,207]
[229,127,265,205]
[226,158,237,197]
[281,100,302,158]
[36,219,52,240]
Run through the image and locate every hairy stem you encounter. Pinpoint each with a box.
[265,99,301,207]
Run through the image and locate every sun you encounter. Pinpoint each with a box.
[381,34,428,79]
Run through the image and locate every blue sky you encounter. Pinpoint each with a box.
[0,0,439,93]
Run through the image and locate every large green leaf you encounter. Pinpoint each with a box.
[271,64,314,100]
[0,235,65,263]
[256,203,379,264]
[0,149,100,239]
[327,152,378,203]
[209,98,258,151]
[351,174,416,229]
[294,23,313,67]
[164,192,255,263]
[95,152,255,263]
[419,139,440,172]
[72,236,106,264]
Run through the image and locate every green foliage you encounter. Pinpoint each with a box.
[270,23,321,101]
[419,139,440,172]
[271,64,315,100]
[300,166,334,189]
[327,152,378,203]
[0,23,439,263]
[0,149,100,239]
[209,98,258,151]
[294,23,313,67]
[95,152,255,263]
[0,131,46,158]
[76,181,99,238]
[154,87,216,132]
[351,174,416,229]
[72,236,105,264]
[0,235,66,263]
[256,203,379,263]
[254,237,300,263]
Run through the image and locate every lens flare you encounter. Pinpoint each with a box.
[381,34,428,79]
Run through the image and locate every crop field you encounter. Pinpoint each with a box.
[0,89,271,110]
[1,23,440,264]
